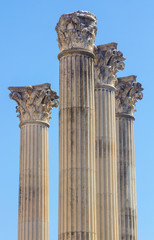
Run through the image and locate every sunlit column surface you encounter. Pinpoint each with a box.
[56,10,97,240]
[115,76,143,240]
[94,43,125,240]
[9,83,58,240]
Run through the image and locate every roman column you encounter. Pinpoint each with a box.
[56,11,97,240]
[94,43,125,240]
[9,83,59,240]
[115,76,143,240]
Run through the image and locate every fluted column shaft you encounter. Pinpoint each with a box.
[94,43,125,240]
[18,123,49,240]
[56,11,97,240]
[115,76,143,240]
[116,115,137,240]
[9,83,59,240]
[59,52,96,240]
[95,86,119,240]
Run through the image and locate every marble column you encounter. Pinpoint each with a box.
[56,11,97,240]
[115,76,143,240]
[94,43,125,240]
[9,83,59,240]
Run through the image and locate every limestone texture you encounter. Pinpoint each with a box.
[115,76,143,240]
[94,43,125,240]
[56,10,97,52]
[56,10,97,240]
[9,83,59,240]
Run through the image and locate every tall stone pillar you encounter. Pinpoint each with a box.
[94,43,125,240]
[56,11,97,240]
[115,76,143,240]
[9,83,58,240]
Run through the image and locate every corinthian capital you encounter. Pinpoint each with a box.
[9,83,59,126]
[55,10,97,52]
[115,75,143,116]
[94,43,125,86]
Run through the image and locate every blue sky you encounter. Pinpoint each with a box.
[0,0,154,239]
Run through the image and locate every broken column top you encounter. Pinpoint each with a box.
[9,83,59,127]
[94,43,125,86]
[115,75,143,116]
[55,10,97,52]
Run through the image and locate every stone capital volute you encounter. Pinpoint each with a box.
[9,83,59,127]
[94,43,125,86]
[115,75,143,116]
[55,10,97,52]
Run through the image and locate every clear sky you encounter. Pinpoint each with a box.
[0,0,154,239]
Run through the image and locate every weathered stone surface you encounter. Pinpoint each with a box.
[58,54,97,240]
[115,75,143,115]
[116,116,138,240]
[116,75,143,240]
[18,124,49,240]
[9,83,58,240]
[94,42,124,240]
[94,43,125,86]
[56,10,97,52]
[9,83,59,126]
[57,11,97,240]
[95,86,119,240]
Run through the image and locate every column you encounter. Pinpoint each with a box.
[94,43,125,240]
[9,83,59,240]
[115,76,143,240]
[56,11,97,240]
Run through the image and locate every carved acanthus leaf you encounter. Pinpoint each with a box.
[94,43,125,86]
[9,83,59,125]
[115,76,143,115]
[55,10,97,52]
